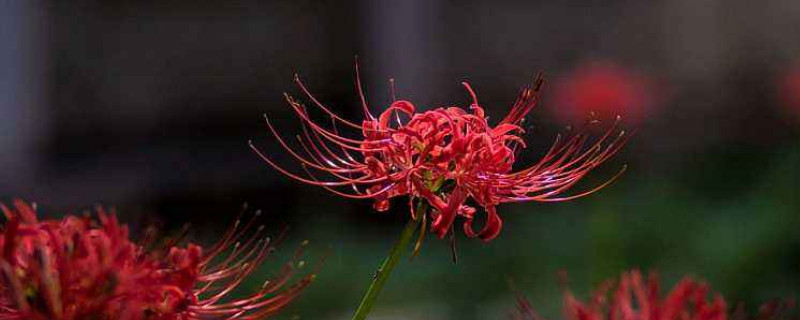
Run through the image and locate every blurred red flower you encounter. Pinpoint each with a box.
[512,270,795,320]
[778,61,800,121]
[0,200,315,320]
[551,61,654,123]
[251,68,628,242]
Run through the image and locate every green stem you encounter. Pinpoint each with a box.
[351,203,425,320]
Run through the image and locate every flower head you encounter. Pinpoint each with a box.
[512,270,795,320]
[251,66,628,242]
[0,200,316,320]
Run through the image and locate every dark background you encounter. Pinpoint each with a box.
[1,1,798,319]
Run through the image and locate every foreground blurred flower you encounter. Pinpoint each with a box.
[0,200,316,320]
[511,270,796,320]
[551,61,654,124]
[251,68,628,242]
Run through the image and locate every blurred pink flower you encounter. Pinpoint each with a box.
[551,61,655,123]
[0,200,315,320]
[252,69,628,242]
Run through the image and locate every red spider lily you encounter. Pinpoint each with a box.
[551,61,654,124]
[251,67,628,242]
[511,270,796,320]
[0,200,316,320]
[251,66,628,242]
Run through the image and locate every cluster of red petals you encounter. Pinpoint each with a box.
[252,69,628,241]
[0,200,315,320]
[512,270,796,320]
[551,61,654,124]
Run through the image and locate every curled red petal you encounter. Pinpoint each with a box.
[431,187,467,239]
[462,206,503,241]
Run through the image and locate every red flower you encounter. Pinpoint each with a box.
[0,200,316,320]
[551,61,654,124]
[251,68,628,242]
[512,270,795,320]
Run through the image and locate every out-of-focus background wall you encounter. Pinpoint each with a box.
[1,0,798,319]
